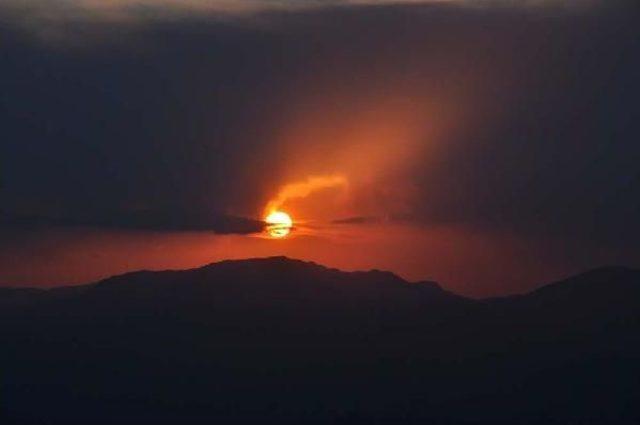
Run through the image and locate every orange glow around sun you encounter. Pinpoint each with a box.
[265,210,293,238]
[262,174,347,239]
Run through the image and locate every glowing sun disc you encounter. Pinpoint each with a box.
[265,211,293,238]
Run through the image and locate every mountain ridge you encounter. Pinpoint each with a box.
[1,257,639,424]
[2,256,637,299]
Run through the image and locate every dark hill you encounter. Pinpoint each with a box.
[1,258,639,425]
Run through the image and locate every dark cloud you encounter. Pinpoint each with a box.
[0,211,265,234]
[408,8,640,248]
[1,1,639,254]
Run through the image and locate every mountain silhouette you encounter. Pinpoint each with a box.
[1,258,639,424]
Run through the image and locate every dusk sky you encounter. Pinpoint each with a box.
[1,0,639,296]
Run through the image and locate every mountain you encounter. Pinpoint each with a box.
[1,258,639,424]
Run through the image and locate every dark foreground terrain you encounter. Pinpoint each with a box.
[1,257,639,424]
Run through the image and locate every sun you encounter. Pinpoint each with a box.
[265,210,293,238]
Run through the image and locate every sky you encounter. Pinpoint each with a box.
[1,0,639,297]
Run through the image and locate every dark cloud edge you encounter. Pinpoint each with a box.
[0,211,266,235]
